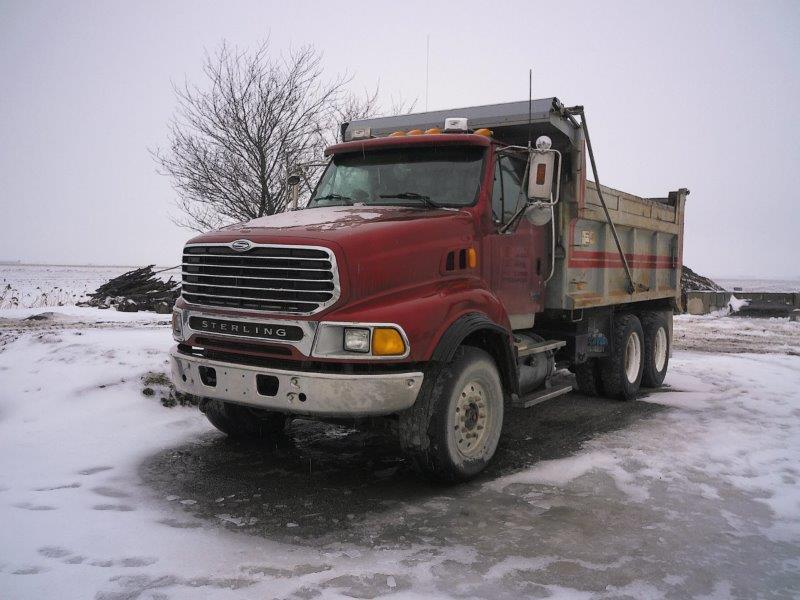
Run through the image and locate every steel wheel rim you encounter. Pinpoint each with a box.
[624,332,642,384]
[454,380,490,458]
[654,327,667,372]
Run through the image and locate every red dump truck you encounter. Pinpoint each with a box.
[170,98,688,480]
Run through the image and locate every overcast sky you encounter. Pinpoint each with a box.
[1,0,798,278]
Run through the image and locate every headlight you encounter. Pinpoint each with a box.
[313,323,409,359]
[343,327,370,353]
[172,309,184,341]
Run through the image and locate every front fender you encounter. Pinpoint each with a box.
[322,277,511,362]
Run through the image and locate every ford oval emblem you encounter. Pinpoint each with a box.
[230,239,253,252]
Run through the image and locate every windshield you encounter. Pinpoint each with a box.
[307,146,485,208]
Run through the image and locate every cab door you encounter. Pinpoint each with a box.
[486,152,546,330]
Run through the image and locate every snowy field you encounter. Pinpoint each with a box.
[0,304,799,598]
[0,264,180,309]
[715,277,800,293]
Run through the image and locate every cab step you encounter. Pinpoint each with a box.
[512,384,573,409]
[514,338,566,358]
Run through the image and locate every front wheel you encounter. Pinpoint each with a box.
[400,346,504,482]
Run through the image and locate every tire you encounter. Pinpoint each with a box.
[200,399,288,440]
[599,314,644,401]
[573,359,604,397]
[399,346,504,482]
[641,312,670,388]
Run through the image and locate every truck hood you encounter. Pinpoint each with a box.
[237,205,464,238]
[191,205,477,307]
[198,205,475,248]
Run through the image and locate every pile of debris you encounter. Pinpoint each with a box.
[681,265,725,293]
[80,266,180,313]
[680,265,726,313]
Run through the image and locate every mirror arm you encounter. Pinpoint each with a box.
[499,199,530,235]
[286,160,330,211]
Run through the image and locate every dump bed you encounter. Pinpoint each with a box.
[549,179,687,311]
[345,98,687,312]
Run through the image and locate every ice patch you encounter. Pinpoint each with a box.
[488,451,618,490]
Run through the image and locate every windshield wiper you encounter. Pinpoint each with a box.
[379,192,442,209]
[311,193,353,205]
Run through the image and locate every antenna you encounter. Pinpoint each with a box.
[425,34,430,111]
[527,68,533,149]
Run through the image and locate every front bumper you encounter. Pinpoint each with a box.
[169,346,424,417]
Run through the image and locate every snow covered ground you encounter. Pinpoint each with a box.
[715,277,800,293]
[0,307,798,599]
[674,312,800,356]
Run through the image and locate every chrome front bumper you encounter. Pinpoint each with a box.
[169,346,424,417]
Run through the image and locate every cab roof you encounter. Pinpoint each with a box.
[342,97,579,147]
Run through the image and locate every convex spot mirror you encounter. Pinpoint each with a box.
[524,202,552,226]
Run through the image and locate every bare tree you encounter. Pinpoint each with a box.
[153,42,380,232]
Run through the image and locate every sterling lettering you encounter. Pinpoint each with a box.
[188,316,302,342]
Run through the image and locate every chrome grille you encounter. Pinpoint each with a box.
[180,243,339,315]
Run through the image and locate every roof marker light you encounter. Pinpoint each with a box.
[389,131,407,137]
[474,128,493,137]
[350,127,372,140]
[443,117,469,133]
[425,128,442,134]
[407,129,424,136]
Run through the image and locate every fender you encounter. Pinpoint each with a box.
[323,278,512,364]
[430,312,518,396]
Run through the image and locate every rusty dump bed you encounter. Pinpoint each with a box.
[549,180,687,311]
[346,98,687,312]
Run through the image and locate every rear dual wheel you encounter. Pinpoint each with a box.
[590,311,669,401]
[574,359,603,397]
[641,312,670,388]
[599,314,645,401]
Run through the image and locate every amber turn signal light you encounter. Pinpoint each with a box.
[536,163,547,185]
[467,247,478,269]
[372,327,406,356]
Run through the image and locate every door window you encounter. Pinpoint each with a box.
[491,155,527,224]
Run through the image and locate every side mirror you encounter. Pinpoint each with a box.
[287,170,302,211]
[527,152,555,200]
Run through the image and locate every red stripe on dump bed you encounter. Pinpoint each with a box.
[568,250,676,270]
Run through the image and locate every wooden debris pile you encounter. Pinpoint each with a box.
[81,266,180,313]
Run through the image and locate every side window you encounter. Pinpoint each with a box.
[491,160,504,222]
[492,155,527,224]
